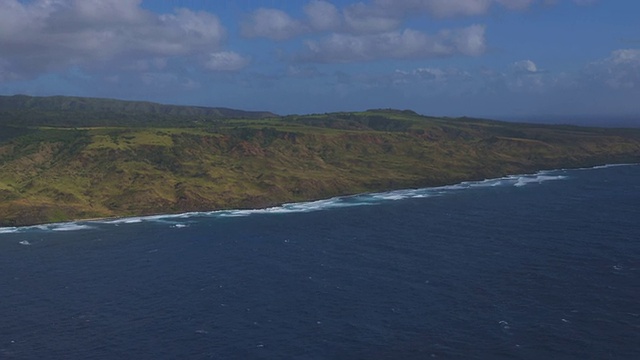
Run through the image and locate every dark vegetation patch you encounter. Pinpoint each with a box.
[0,125,33,143]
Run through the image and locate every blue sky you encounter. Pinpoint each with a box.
[1,0,639,121]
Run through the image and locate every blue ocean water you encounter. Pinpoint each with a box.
[1,165,639,359]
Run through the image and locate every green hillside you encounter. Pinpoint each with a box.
[1,96,640,226]
[0,95,276,127]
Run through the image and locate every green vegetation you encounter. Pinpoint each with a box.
[1,96,640,226]
[0,94,276,127]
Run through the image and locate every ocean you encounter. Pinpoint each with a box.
[1,165,639,359]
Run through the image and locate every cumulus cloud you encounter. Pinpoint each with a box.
[487,50,640,95]
[304,0,342,31]
[588,49,640,89]
[512,60,539,73]
[242,2,347,39]
[607,48,640,65]
[370,0,540,18]
[240,0,551,42]
[204,52,251,72]
[301,25,486,63]
[0,0,226,79]
[372,0,492,18]
[475,50,640,95]
[241,8,305,40]
[237,1,549,65]
[342,2,402,34]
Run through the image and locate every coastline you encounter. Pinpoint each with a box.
[3,105,640,230]
[2,163,636,233]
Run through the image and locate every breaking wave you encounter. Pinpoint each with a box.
[0,222,96,235]
[0,164,636,234]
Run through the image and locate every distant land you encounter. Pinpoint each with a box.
[1,95,640,227]
[494,114,640,128]
[0,94,277,127]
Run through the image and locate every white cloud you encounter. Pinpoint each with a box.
[371,0,539,18]
[372,0,492,18]
[204,52,251,72]
[241,8,305,40]
[0,0,226,79]
[301,25,486,63]
[443,25,487,56]
[342,2,402,34]
[589,49,640,89]
[505,60,547,91]
[483,50,640,95]
[607,49,640,65]
[240,0,545,42]
[512,60,539,73]
[304,0,342,31]
[480,50,640,95]
[413,67,448,80]
[73,0,146,23]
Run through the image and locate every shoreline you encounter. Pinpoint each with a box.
[1,163,636,233]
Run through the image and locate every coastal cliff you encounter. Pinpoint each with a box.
[2,96,640,226]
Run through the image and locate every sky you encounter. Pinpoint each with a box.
[1,0,639,122]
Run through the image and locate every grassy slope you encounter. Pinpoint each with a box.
[1,109,640,226]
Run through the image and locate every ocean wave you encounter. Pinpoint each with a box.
[0,227,19,234]
[216,197,373,217]
[511,174,567,187]
[0,163,635,234]
[0,222,96,234]
[568,163,638,171]
[50,223,95,232]
[591,163,638,170]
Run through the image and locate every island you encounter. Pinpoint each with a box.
[1,95,639,227]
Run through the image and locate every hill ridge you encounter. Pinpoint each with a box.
[0,94,277,121]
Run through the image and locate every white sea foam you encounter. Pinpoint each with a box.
[468,179,503,188]
[97,213,194,225]
[49,223,94,232]
[590,163,637,170]
[101,217,144,224]
[0,222,94,234]
[562,163,638,172]
[512,175,567,187]
[370,192,412,201]
[0,227,18,234]
[217,197,373,218]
